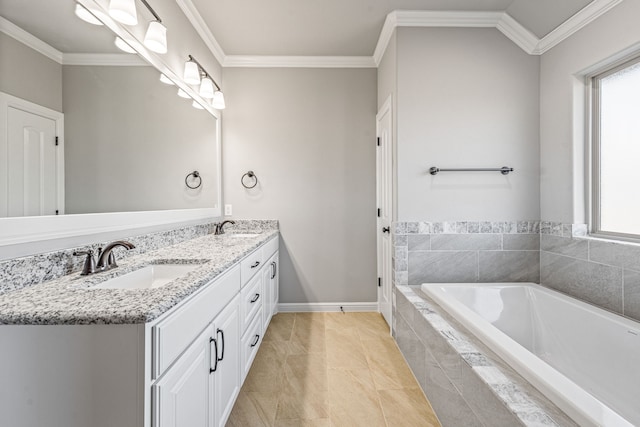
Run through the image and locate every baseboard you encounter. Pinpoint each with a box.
[277,302,378,312]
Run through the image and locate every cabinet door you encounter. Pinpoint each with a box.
[262,263,273,329]
[153,325,214,427]
[213,295,241,427]
[271,252,279,315]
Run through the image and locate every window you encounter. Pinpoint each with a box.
[591,56,640,239]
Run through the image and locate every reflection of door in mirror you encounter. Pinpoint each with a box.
[0,92,65,217]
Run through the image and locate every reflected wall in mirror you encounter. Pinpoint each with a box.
[0,0,220,217]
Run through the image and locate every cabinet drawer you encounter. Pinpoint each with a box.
[241,310,263,381]
[262,236,279,260]
[152,266,240,379]
[240,273,263,332]
[240,248,263,287]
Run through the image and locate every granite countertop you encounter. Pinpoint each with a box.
[0,230,278,325]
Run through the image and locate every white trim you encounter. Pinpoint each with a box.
[0,16,62,64]
[175,0,227,67]
[394,10,503,27]
[496,13,539,54]
[372,12,398,66]
[62,53,149,66]
[534,0,625,55]
[224,55,376,68]
[277,303,378,312]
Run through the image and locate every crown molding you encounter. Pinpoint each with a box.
[224,55,376,68]
[496,13,538,54]
[533,0,624,55]
[0,16,63,64]
[175,0,227,67]
[62,53,150,66]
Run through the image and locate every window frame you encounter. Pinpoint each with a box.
[589,54,640,242]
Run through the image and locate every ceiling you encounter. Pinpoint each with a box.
[0,0,595,58]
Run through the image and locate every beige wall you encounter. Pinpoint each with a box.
[540,0,640,223]
[0,32,62,112]
[396,27,540,222]
[222,68,377,304]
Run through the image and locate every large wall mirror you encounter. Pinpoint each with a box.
[0,0,221,220]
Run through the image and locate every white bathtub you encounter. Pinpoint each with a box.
[421,282,640,427]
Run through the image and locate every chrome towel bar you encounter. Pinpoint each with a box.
[429,166,513,176]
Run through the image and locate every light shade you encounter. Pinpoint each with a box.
[144,21,167,54]
[159,74,174,85]
[74,4,104,25]
[212,91,226,109]
[108,0,138,26]
[199,77,215,99]
[183,60,200,85]
[192,101,204,110]
[177,88,190,99]
[114,37,136,54]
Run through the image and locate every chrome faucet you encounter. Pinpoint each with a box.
[214,220,236,235]
[74,240,135,276]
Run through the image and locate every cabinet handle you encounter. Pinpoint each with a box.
[209,337,218,373]
[250,293,260,303]
[250,261,260,269]
[216,328,224,362]
[382,226,390,234]
[271,261,277,279]
[250,334,260,347]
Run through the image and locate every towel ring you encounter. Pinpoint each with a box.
[241,171,258,189]
[185,171,202,189]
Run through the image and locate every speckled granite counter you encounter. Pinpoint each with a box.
[0,230,278,325]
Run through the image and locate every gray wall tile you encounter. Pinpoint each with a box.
[540,252,623,314]
[479,251,540,282]
[503,234,539,251]
[623,269,640,321]
[408,251,478,285]
[589,240,640,271]
[395,313,426,391]
[540,235,588,260]
[430,234,501,251]
[408,235,430,251]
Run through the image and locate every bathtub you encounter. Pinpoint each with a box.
[421,282,640,427]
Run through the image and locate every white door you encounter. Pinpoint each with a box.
[377,97,393,328]
[213,297,241,427]
[153,326,213,427]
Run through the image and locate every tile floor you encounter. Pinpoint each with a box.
[228,312,441,426]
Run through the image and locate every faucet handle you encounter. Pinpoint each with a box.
[73,249,97,276]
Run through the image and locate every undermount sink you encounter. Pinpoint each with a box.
[93,264,200,290]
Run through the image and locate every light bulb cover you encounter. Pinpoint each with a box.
[75,4,104,25]
[183,60,201,85]
[144,21,167,54]
[212,91,226,109]
[108,0,138,25]
[160,74,174,85]
[192,101,204,110]
[114,37,136,53]
[199,77,215,99]
[177,88,190,99]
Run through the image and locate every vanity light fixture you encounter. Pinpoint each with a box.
[114,36,137,53]
[139,0,167,54]
[108,0,138,26]
[159,74,174,85]
[177,88,190,99]
[186,55,226,109]
[74,4,104,25]
[183,59,201,85]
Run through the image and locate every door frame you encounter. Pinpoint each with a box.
[0,91,65,217]
[376,94,393,329]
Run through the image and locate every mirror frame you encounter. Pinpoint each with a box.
[0,0,222,258]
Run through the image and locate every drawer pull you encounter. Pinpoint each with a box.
[209,337,218,373]
[250,261,260,268]
[250,334,260,347]
[216,329,225,362]
[271,261,277,279]
[250,293,260,303]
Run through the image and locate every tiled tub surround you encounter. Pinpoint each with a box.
[393,285,577,427]
[540,223,640,322]
[0,219,277,295]
[0,220,278,325]
[393,221,541,286]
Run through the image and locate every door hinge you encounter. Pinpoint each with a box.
[55,210,59,215]
[378,277,381,287]
[55,136,59,146]
[376,137,380,146]
[377,208,381,218]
